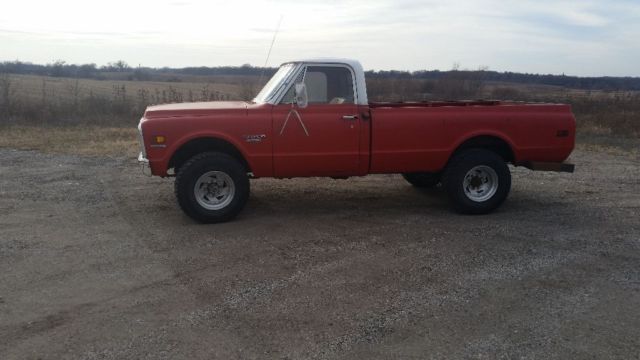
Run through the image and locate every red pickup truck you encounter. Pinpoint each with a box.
[138,59,575,223]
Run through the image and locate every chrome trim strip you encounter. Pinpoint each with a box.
[138,152,149,163]
[137,119,147,159]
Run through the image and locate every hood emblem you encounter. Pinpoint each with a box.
[244,134,266,143]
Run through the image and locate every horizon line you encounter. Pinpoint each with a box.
[1,58,640,79]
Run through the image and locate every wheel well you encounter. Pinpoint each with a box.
[169,137,250,174]
[453,136,514,163]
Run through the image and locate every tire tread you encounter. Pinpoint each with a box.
[174,152,249,223]
[442,148,511,214]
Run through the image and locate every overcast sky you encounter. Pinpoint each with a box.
[1,0,638,76]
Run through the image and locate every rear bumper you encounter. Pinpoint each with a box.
[523,161,575,173]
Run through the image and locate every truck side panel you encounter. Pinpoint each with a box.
[369,106,450,173]
[506,105,575,163]
[369,104,575,174]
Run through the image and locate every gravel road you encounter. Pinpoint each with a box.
[1,148,639,359]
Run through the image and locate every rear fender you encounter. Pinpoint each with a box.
[449,132,519,163]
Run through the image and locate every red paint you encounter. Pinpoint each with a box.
[141,99,575,178]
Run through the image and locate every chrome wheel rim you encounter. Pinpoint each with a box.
[194,171,235,210]
[463,165,498,202]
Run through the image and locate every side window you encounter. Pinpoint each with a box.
[305,66,355,104]
[280,66,355,105]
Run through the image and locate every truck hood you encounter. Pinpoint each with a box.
[144,101,248,119]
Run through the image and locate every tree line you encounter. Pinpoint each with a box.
[0,60,277,81]
[366,69,640,91]
[1,60,639,91]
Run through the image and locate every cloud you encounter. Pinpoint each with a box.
[561,11,609,27]
[0,0,638,76]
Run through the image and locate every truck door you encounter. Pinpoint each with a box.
[272,65,360,177]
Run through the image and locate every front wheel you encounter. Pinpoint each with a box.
[174,152,249,223]
[442,149,511,214]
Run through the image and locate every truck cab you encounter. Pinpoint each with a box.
[254,59,371,177]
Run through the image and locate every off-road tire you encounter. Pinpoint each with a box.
[442,148,511,214]
[174,152,249,223]
[402,172,441,188]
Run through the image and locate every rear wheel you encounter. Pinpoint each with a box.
[402,172,441,188]
[175,152,249,223]
[442,149,511,214]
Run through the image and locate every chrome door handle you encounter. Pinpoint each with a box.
[342,115,358,120]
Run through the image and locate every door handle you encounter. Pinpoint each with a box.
[342,115,358,120]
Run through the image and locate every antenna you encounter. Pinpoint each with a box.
[259,15,283,86]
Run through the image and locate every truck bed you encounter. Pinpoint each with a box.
[368,102,575,174]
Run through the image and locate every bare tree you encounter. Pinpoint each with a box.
[105,60,130,72]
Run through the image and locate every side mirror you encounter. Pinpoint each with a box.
[294,82,308,109]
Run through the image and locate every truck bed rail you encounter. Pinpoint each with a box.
[369,100,503,108]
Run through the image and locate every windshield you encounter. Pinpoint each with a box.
[253,63,296,103]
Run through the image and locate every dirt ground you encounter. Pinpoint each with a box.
[0,148,639,359]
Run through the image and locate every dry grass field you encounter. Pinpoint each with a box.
[0,72,638,156]
[4,74,243,103]
[0,126,138,156]
[0,73,258,127]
